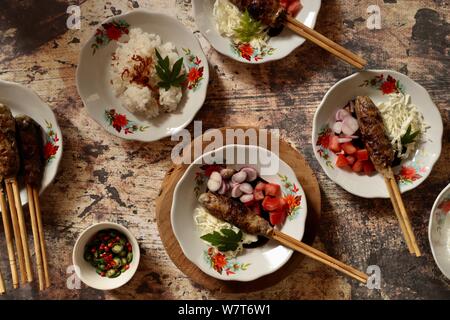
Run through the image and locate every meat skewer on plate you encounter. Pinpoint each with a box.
[228,0,367,68]
[16,115,50,290]
[0,103,31,285]
[354,96,421,256]
[198,192,369,283]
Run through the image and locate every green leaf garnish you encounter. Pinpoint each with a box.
[401,125,420,145]
[200,229,243,252]
[234,10,265,43]
[155,49,187,91]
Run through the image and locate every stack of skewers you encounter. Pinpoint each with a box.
[0,103,50,294]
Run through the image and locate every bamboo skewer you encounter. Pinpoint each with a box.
[388,177,421,257]
[285,16,367,69]
[0,187,19,288]
[7,178,33,282]
[271,230,368,284]
[33,188,50,288]
[384,177,414,254]
[4,180,27,284]
[26,185,44,291]
[0,267,5,294]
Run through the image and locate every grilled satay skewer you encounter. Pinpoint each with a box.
[228,0,366,68]
[199,192,368,283]
[354,96,421,256]
[16,115,48,290]
[0,104,29,284]
[0,267,5,294]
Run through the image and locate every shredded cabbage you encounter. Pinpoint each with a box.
[377,93,428,159]
[213,0,269,51]
[194,206,258,258]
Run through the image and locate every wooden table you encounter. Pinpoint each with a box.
[0,0,448,300]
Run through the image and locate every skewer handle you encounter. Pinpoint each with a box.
[33,188,50,288]
[0,268,5,294]
[272,230,368,283]
[285,16,367,69]
[9,178,33,282]
[384,178,414,254]
[0,187,19,288]
[4,181,27,284]
[388,177,421,257]
[27,185,45,291]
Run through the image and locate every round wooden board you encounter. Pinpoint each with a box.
[156,127,321,293]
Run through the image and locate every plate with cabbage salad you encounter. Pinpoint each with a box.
[312,70,443,199]
[192,0,322,63]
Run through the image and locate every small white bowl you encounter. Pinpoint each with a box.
[193,0,322,64]
[77,10,209,142]
[171,144,307,281]
[312,69,443,198]
[0,79,63,206]
[73,222,140,290]
[429,183,450,280]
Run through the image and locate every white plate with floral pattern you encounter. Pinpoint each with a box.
[193,0,321,64]
[77,10,209,142]
[312,70,443,198]
[0,79,62,206]
[429,183,450,280]
[171,144,307,281]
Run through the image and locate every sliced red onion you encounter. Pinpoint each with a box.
[231,184,243,198]
[335,109,351,121]
[332,121,343,134]
[239,183,253,194]
[240,167,258,182]
[207,178,221,192]
[341,116,359,136]
[240,194,254,204]
[218,181,229,195]
[231,171,247,184]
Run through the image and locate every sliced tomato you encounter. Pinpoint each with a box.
[279,197,288,211]
[255,181,266,192]
[265,183,281,197]
[335,154,349,168]
[262,196,282,211]
[329,135,341,153]
[352,160,364,173]
[356,149,369,161]
[363,161,375,175]
[269,209,286,226]
[287,1,301,16]
[254,189,265,201]
[346,155,356,166]
[341,142,357,155]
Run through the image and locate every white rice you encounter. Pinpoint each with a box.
[110,28,184,120]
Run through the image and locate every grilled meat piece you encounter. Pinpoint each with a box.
[16,115,44,187]
[230,0,286,28]
[198,192,273,237]
[354,96,394,176]
[0,104,20,178]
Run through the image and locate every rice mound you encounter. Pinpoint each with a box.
[110,28,184,119]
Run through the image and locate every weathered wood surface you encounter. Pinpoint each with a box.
[0,0,449,300]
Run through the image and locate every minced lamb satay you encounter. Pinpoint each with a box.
[0,103,29,284]
[229,0,286,28]
[198,192,273,236]
[16,115,47,290]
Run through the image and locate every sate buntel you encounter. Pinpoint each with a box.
[15,116,44,188]
[198,192,273,237]
[229,0,286,28]
[0,104,20,179]
[354,96,395,177]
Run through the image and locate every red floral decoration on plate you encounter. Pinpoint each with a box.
[182,48,204,91]
[360,74,404,94]
[44,120,60,162]
[105,109,148,135]
[91,20,130,54]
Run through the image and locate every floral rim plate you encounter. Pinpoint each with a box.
[312,70,443,198]
[428,183,450,280]
[192,0,322,64]
[171,144,307,281]
[0,80,63,206]
[76,10,209,142]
